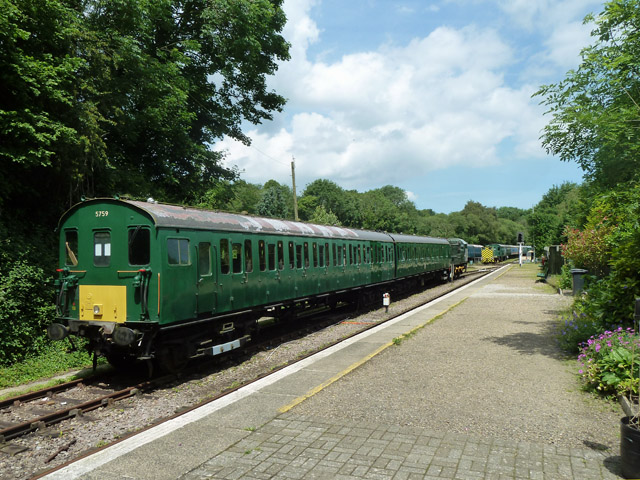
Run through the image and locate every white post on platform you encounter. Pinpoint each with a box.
[383,292,390,313]
[519,243,523,267]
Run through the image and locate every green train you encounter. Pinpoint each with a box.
[48,198,465,372]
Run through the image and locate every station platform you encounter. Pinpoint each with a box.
[43,265,623,480]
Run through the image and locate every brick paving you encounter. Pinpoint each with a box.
[181,414,621,479]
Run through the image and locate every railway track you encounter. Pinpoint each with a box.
[1,266,500,479]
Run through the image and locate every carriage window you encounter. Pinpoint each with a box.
[94,231,111,267]
[358,245,362,264]
[259,240,266,271]
[198,243,211,276]
[65,230,78,266]
[325,243,330,266]
[244,240,253,273]
[268,244,276,271]
[129,227,150,265]
[289,241,295,269]
[168,238,189,266]
[319,244,325,267]
[232,243,242,273]
[313,242,318,267]
[332,244,337,266]
[296,244,303,269]
[220,239,230,274]
[278,241,284,270]
[304,242,309,268]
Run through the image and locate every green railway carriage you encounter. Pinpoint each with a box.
[48,198,463,371]
[49,198,401,370]
[388,233,451,281]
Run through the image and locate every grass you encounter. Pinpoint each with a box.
[0,340,104,393]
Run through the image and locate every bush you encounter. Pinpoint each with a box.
[559,264,573,290]
[578,327,640,398]
[0,220,57,366]
[557,310,605,354]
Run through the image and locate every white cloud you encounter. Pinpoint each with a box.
[216,0,591,195]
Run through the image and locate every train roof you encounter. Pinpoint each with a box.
[59,198,396,242]
[387,233,449,245]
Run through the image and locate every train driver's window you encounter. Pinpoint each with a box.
[94,231,111,267]
[129,227,150,265]
[220,239,230,274]
[65,230,79,266]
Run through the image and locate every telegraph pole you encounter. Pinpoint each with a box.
[291,156,299,221]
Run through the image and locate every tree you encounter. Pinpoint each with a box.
[1,0,291,213]
[225,180,264,214]
[256,179,293,218]
[309,205,341,226]
[536,0,640,190]
[300,179,362,226]
[528,182,582,253]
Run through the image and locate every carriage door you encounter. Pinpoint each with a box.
[197,242,216,314]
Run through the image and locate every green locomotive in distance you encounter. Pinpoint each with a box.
[48,198,458,372]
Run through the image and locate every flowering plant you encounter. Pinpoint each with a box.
[562,219,614,277]
[578,327,640,398]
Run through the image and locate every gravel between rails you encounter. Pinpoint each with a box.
[291,265,623,452]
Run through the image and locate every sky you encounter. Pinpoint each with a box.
[214,0,605,214]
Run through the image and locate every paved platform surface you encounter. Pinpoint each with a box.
[44,265,623,480]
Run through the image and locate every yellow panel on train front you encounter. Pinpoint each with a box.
[79,285,127,322]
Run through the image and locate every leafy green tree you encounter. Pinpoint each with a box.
[300,179,362,226]
[528,182,582,254]
[1,0,291,212]
[256,179,293,218]
[536,0,640,190]
[309,205,341,226]
[225,180,264,214]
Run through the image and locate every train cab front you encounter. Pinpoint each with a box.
[48,199,159,364]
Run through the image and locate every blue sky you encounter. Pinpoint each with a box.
[215,0,605,214]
